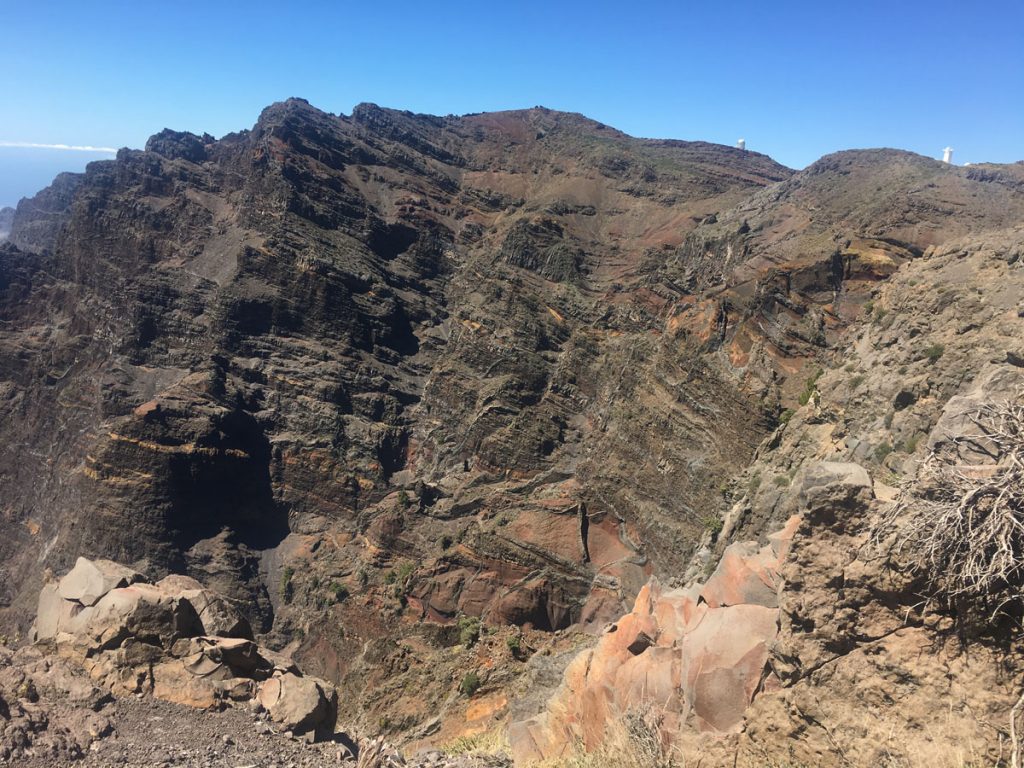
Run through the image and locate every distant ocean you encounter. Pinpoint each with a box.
[0,147,117,208]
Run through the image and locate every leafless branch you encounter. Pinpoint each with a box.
[872,394,1024,621]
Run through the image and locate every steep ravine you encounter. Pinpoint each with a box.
[1,99,1023,765]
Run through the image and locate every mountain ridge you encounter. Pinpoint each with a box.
[2,98,1024,765]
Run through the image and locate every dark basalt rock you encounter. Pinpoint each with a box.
[499,218,586,283]
[8,171,83,253]
[145,129,213,163]
[2,99,1024,742]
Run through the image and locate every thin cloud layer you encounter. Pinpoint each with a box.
[0,141,118,153]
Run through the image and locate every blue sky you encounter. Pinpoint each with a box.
[2,0,1022,207]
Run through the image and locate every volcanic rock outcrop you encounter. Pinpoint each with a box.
[509,512,801,761]
[1,98,1024,764]
[0,207,13,241]
[33,557,338,739]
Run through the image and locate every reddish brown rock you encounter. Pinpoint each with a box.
[700,514,800,609]
[509,518,797,763]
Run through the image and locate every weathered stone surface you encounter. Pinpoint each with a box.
[34,582,67,640]
[794,462,873,519]
[0,643,113,763]
[83,583,203,651]
[31,557,338,740]
[700,516,798,611]
[680,603,777,731]
[156,574,252,639]
[57,556,145,606]
[258,673,337,734]
[928,364,1024,460]
[510,519,796,762]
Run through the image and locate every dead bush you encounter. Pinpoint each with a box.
[543,706,679,768]
[356,736,406,768]
[873,395,1024,621]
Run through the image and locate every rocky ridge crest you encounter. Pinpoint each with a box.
[2,99,1023,765]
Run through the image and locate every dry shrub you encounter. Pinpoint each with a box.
[442,728,512,760]
[356,736,406,768]
[543,707,680,768]
[873,395,1024,621]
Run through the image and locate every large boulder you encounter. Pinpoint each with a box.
[151,637,264,708]
[794,461,873,526]
[155,575,252,639]
[75,583,203,652]
[57,557,145,607]
[34,560,249,647]
[31,557,340,741]
[257,673,338,735]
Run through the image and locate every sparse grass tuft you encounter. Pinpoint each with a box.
[922,343,945,363]
[459,671,481,696]
[701,514,724,536]
[280,566,295,603]
[798,368,824,407]
[539,707,680,768]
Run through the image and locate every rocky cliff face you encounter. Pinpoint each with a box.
[514,227,1024,766]
[0,207,13,241]
[1,99,1023,764]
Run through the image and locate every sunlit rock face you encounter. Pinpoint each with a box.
[3,97,1024,758]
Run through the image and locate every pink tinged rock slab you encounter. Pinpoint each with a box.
[690,654,763,732]
[507,717,549,764]
[679,603,778,733]
[653,585,703,644]
[57,557,145,607]
[767,514,801,561]
[701,516,801,610]
[604,612,659,658]
[700,541,780,609]
[614,646,683,713]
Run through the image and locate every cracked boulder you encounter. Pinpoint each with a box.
[257,673,338,735]
[57,557,146,607]
[28,557,338,740]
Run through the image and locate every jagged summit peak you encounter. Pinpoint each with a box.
[144,128,215,162]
